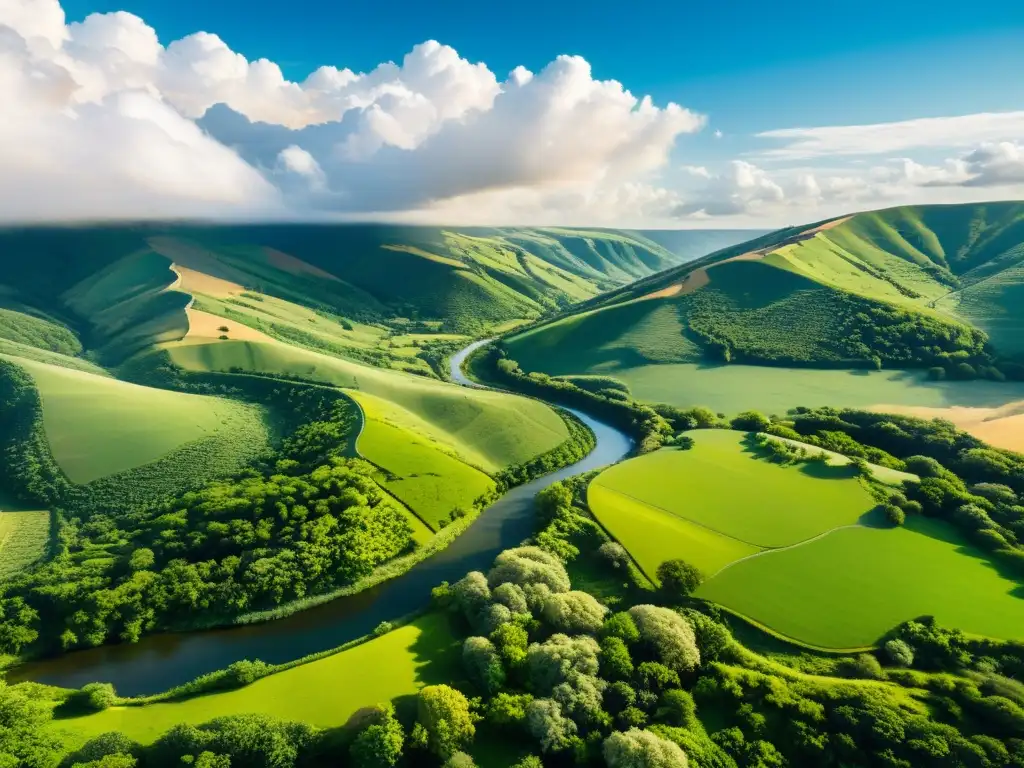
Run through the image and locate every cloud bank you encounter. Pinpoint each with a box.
[0,0,704,223]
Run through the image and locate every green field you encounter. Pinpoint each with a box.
[589,429,1024,648]
[55,612,461,746]
[588,483,760,576]
[590,431,876,549]
[167,340,567,473]
[698,517,1024,648]
[0,490,49,578]
[581,362,1024,417]
[503,203,1024,428]
[3,354,267,484]
[352,391,494,531]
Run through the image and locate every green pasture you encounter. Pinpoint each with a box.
[698,517,1024,648]
[0,490,50,578]
[55,612,461,747]
[590,430,876,549]
[588,483,760,578]
[3,354,266,484]
[598,363,1024,416]
[352,392,493,531]
[167,340,567,473]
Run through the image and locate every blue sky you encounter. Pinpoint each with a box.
[59,0,1024,125]
[4,0,1024,225]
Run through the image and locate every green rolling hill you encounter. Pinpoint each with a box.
[503,202,1024,450]
[0,224,754,337]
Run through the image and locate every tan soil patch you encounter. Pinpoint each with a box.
[184,308,276,343]
[172,266,243,298]
[265,248,342,282]
[148,237,248,297]
[870,401,1024,453]
[803,215,853,236]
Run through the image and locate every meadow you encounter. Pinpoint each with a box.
[589,430,877,549]
[2,353,267,484]
[54,612,461,747]
[590,362,1024,418]
[166,340,568,473]
[588,429,1024,649]
[351,391,494,532]
[698,517,1024,648]
[0,490,49,579]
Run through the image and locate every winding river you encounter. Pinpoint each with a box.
[10,340,633,696]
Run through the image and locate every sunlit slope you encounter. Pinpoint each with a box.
[0,224,738,340]
[2,354,265,484]
[590,430,1024,649]
[507,202,1024,376]
[166,340,568,473]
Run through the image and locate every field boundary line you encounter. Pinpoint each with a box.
[706,523,864,579]
[591,481,778,549]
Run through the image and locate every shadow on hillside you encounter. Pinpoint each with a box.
[858,507,892,529]
[901,516,1024,599]
[739,433,859,482]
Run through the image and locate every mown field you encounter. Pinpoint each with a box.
[54,612,461,747]
[590,430,878,550]
[585,362,1024,418]
[699,517,1024,648]
[0,489,49,579]
[589,430,1024,649]
[2,354,268,484]
[351,392,495,531]
[166,340,567,473]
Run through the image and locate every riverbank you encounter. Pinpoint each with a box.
[10,339,633,696]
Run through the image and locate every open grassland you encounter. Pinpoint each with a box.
[592,361,1024,420]
[589,430,1024,649]
[351,392,493,532]
[698,517,1024,649]
[0,491,49,578]
[167,340,567,473]
[3,354,266,484]
[54,612,461,747]
[590,430,876,549]
[588,483,761,577]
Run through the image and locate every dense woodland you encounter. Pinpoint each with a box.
[0,368,419,655]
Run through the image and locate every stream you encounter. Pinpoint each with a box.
[9,340,633,696]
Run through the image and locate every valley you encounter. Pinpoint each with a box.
[1,208,1024,768]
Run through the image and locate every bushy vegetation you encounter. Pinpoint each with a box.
[787,406,1024,574]
[0,376,420,655]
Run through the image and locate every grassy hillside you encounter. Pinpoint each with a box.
[0,224,751,343]
[590,430,1024,649]
[2,354,268,484]
[165,340,568,474]
[504,202,1024,447]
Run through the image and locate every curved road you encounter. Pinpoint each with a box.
[12,340,632,696]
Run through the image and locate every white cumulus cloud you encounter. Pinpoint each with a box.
[0,0,705,223]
